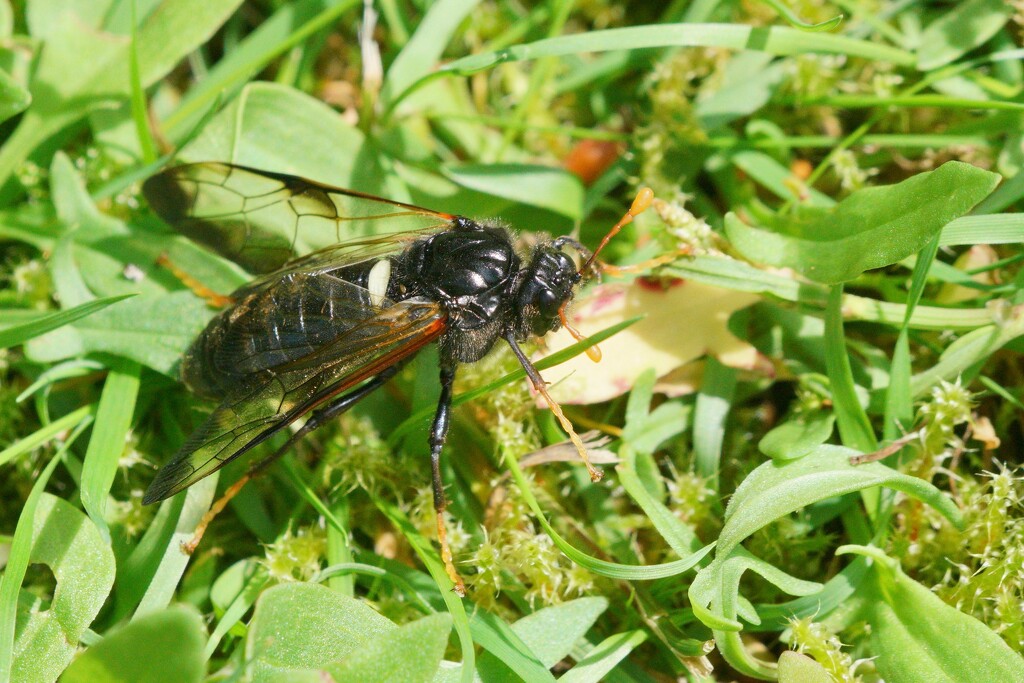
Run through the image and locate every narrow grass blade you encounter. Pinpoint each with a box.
[0,294,135,349]
[505,454,714,580]
[0,404,95,468]
[80,358,142,539]
[824,285,876,453]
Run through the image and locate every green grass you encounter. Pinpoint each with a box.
[2,1,1024,681]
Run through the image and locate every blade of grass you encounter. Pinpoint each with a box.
[824,285,876,453]
[883,234,941,442]
[693,357,736,491]
[441,23,915,73]
[388,23,914,114]
[505,453,715,580]
[0,295,135,349]
[134,475,218,618]
[163,0,361,139]
[471,611,556,683]
[617,447,702,556]
[0,404,95,468]
[778,94,1024,110]
[80,358,141,540]
[370,497,475,683]
[940,214,1024,245]
[759,0,843,31]
[380,0,480,105]
[129,0,158,164]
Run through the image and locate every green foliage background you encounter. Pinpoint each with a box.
[2,0,1024,681]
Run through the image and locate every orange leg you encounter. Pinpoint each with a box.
[436,510,466,596]
[156,253,235,308]
[181,474,251,555]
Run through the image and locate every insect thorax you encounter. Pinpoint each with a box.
[399,220,522,363]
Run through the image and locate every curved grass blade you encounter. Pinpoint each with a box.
[389,23,913,112]
[0,294,135,349]
[758,0,843,32]
[505,452,714,580]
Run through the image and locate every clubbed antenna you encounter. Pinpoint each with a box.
[581,187,655,275]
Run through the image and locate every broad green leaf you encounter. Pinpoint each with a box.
[688,548,822,678]
[778,651,832,683]
[26,0,118,37]
[478,598,608,680]
[720,445,962,559]
[758,412,835,462]
[246,583,395,682]
[0,295,134,349]
[180,81,393,198]
[724,162,1000,284]
[11,495,116,683]
[49,151,246,300]
[61,606,206,683]
[513,598,607,667]
[840,546,1024,682]
[471,611,555,683]
[557,630,648,683]
[0,0,243,186]
[324,614,452,683]
[917,0,1012,70]
[445,164,585,220]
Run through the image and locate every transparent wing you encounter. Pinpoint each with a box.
[143,162,454,274]
[143,297,446,503]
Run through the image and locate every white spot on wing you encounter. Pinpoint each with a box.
[367,259,391,308]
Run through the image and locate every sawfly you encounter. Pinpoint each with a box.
[142,162,652,593]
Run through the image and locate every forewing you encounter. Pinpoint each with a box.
[143,162,453,274]
[143,298,446,503]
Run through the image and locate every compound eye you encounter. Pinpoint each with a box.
[536,289,560,316]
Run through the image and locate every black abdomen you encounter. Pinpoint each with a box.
[181,269,389,399]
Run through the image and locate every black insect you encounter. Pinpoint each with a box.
[141,162,650,593]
